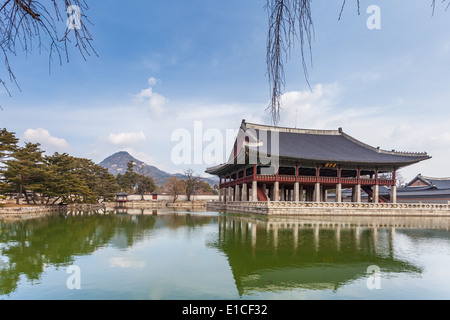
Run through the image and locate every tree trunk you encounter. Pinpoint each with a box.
[17,177,23,205]
[24,192,30,205]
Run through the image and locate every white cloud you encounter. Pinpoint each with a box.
[109,257,146,269]
[147,77,158,86]
[278,83,342,129]
[108,132,146,146]
[23,128,70,153]
[135,77,167,117]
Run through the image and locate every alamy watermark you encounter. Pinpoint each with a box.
[66,265,81,290]
[66,5,82,30]
[367,5,381,30]
[171,121,280,171]
[366,265,381,290]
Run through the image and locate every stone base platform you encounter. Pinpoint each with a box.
[207,201,450,217]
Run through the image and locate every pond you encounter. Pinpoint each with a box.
[1,208,449,300]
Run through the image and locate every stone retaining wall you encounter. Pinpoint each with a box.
[0,205,67,220]
[207,201,450,216]
[107,201,208,209]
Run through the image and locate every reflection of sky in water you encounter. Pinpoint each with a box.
[0,211,450,300]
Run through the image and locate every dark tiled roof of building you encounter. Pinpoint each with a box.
[206,120,431,175]
[405,174,450,191]
[245,121,430,164]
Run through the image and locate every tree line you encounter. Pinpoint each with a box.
[0,129,216,205]
[117,164,217,203]
[0,128,119,205]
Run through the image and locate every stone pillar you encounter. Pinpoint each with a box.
[294,182,300,202]
[299,185,304,202]
[228,187,233,202]
[235,185,240,202]
[356,184,361,203]
[314,183,321,202]
[391,185,397,204]
[321,187,327,203]
[336,183,342,203]
[280,185,285,201]
[373,184,379,203]
[252,180,258,202]
[274,181,280,201]
[242,183,248,202]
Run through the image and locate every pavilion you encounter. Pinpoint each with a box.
[206,120,431,204]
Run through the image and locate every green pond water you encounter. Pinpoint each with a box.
[1,208,449,300]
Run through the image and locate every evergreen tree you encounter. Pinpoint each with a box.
[0,128,19,161]
[3,143,46,204]
[0,129,19,197]
[117,161,138,193]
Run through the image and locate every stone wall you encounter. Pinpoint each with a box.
[207,201,450,217]
[106,200,209,209]
[0,205,67,220]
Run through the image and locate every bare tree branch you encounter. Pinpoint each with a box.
[0,0,96,104]
[265,0,449,126]
[266,0,313,125]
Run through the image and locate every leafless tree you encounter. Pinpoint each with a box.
[184,168,201,202]
[265,0,449,125]
[396,171,407,188]
[0,0,96,98]
[162,176,185,203]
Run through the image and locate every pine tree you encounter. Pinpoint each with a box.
[0,129,19,198]
[3,143,46,204]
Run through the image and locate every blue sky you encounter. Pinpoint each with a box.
[1,0,450,182]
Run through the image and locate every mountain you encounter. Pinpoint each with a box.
[99,151,218,187]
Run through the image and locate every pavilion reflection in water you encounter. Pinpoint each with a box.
[209,215,449,295]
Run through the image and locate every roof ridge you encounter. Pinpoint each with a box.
[421,175,450,181]
[244,120,429,158]
[340,131,429,157]
[244,121,340,135]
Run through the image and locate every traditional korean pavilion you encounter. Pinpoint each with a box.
[206,120,431,204]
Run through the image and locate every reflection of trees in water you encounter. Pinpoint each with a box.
[208,215,425,295]
[0,211,216,296]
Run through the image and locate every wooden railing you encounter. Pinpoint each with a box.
[220,174,394,188]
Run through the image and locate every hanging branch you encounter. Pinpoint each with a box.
[265,0,449,126]
[265,0,314,126]
[0,0,96,101]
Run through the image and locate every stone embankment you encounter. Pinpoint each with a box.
[106,201,207,209]
[0,205,66,220]
[0,203,108,220]
[208,201,450,216]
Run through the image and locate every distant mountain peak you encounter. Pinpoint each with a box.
[99,151,218,187]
